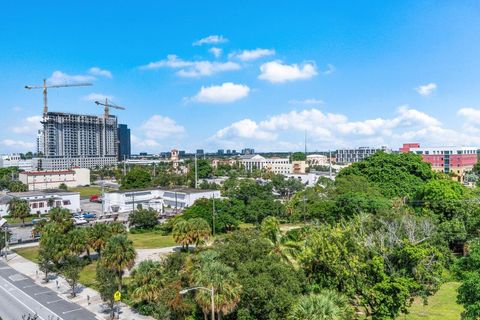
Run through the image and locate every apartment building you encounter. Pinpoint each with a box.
[19,168,90,191]
[400,143,478,180]
[33,111,119,170]
[336,146,390,164]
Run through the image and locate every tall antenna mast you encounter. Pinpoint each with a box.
[304,130,307,156]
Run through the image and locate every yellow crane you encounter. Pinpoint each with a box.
[94,98,125,118]
[25,79,92,114]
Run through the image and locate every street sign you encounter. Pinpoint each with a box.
[114,290,121,301]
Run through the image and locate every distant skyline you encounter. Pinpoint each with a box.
[1,1,480,153]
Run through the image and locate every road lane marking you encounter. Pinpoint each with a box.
[47,298,64,304]
[23,284,37,288]
[0,279,46,320]
[34,290,53,296]
[63,307,83,314]
[0,276,62,319]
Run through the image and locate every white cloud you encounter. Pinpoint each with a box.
[289,98,324,105]
[415,83,437,96]
[230,48,275,61]
[131,135,160,149]
[12,106,22,112]
[209,47,222,58]
[83,93,114,102]
[191,82,250,104]
[11,116,43,134]
[139,55,240,77]
[258,60,318,83]
[88,67,112,78]
[458,108,480,124]
[193,35,228,46]
[47,71,95,85]
[210,105,476,150]
[213,119,277,141]
[1,139,35,150]
[140,115,185,139]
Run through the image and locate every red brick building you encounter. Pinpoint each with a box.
[400,143,478,181]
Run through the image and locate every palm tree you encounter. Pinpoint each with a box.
[173,219,192,251]
[66,228,88,256]
[87,223,109,258]
[188,218,211,246]
[108,222,126,235]
[191,251,242,320]
[260,216,281,246]
[101,234,136,291]
[130,260,164,303]
[8,198,30,226]
[288,290,353,320]
[260,216,302,265]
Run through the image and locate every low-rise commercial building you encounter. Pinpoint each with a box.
[0,154,33,171]
[19,168,90,191]
[400,143,478,180]
[336,146,390,164]
[0,190,81,217]
[103,188,221,214]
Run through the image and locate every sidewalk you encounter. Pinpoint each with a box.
[4,252,152,320]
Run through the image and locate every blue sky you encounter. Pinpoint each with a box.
[1,1,480,153]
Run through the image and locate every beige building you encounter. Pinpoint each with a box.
[19,168,90,191]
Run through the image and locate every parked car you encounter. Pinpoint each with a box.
[32,217,48,225]
[92,213,118,224]
[89,195,102,203]
[72,217,88,225]
[82,212,97,219]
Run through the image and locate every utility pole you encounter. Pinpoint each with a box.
[123,155,126,177]
[212,194,216,237]
[194,154,198,189]
[329,150,332,179]
[101,183,105,214]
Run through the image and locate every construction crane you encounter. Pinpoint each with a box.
[95,98,125,118]
[25,79,92,114]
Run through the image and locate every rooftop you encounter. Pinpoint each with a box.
[8,190,80,197]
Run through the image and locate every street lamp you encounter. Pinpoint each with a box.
[179,286,215,320]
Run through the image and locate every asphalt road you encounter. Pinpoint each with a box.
[0,261,97,320]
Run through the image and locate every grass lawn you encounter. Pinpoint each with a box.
[69,186,111,198]
[128,232,177,249]
[5,215,38,225]
[403,282,463,320]
[14,246,40,263]
[79,260,98,289]
[15,246,99,290]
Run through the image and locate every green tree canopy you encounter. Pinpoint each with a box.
[337,152,435,198]
[121,167,152,190]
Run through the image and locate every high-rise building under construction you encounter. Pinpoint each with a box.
[34,111,119,170]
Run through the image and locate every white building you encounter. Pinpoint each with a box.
[19,168,90,191]
[0,190,81,217]
[103,188,221,214]
[0,154,33,171]
[238,155,306,174]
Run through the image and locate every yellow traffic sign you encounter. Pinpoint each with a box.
[114,291,121,301]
